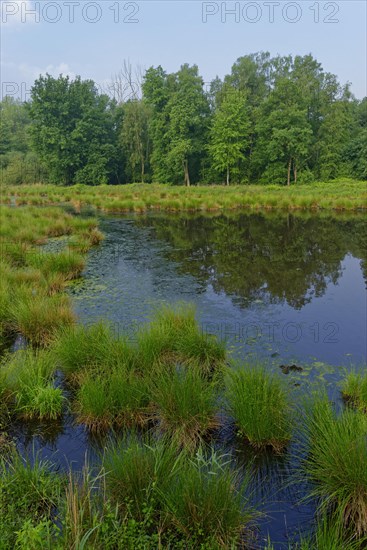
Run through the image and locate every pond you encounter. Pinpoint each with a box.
[72,212,366,366]
[14,211,367,548]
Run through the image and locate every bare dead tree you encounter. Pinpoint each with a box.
[108,59,144,104]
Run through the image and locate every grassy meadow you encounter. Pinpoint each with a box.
[0,193,367,548]
[2,180,367,213]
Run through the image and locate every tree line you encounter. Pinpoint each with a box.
[1,52,366,186]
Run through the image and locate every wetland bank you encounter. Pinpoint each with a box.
[0,189,366,549]
[1,17,367,546]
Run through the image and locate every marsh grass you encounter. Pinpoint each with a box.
[16,384,64,421]
[3,181,366,213]
[264,514,364,549]
[109,370,151,427]
[61,461,180,549]
[138,303,225,378]
[151,368,219,449]
[103,435,181,521]
[2,263,42,287]
[0,349,64,420]
[68,307,225,433]
[0,205,103,348]
[225,365,293,452]
[176,324,226,378]
[53,322,133,377]
[0,241,32,267]
[28,249,85,280]
[9,288,75,346]
[341,371,367,412]
[0,440,257,550]
[162,448,257,548]
[41,272,69,295]
[62,466,107,549]
[103,436,256,547]
[0,451,62,548]
[75,368,151,431]
[1,349,55,391]
[75,375,113,431]
[0,278,13,341]
[137,303,197,368]
[68,227,104,254]
[298,513,366,549]
[300,396,367,537]
[58,306,226,433]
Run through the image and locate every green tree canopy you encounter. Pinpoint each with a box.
[120,100,151,183]
[255,78,313,185]
[28,74,118,185]
[208,86,250,184]
[1,52,365,186]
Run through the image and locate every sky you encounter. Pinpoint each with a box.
[1,0,366,101]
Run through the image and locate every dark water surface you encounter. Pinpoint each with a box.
[14,211,367,548]
[73,212,366,368]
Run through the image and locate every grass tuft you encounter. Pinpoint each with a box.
[75,368,151,431]
[298,512,366,549]
[9,288,74,346]
[138,303,225,378]
[151,367,219,449]
[162,448,257,548]
[0,451,62,548]
[225,365,292,452]
[53,322,133,377]
[300,396,367,537]
[28,249,85,281]
[103,435,181,521]
[16,384,64,421]
[0,349,64,420]
[342,371,367,412]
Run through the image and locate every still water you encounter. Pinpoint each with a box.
[15,211,367,548]
[73,212,366,368]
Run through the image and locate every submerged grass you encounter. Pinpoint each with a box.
[225,365,293,452]
[300,396,367,538]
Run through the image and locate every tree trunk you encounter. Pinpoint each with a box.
[287,158,292,187]
[141,156,145,184]
[293,162,297,184]
[226,165,230,186]
[184,159,190,187]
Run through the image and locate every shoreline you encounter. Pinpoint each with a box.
[2,181,366,213]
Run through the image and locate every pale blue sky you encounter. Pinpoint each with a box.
[1,0,366,100]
